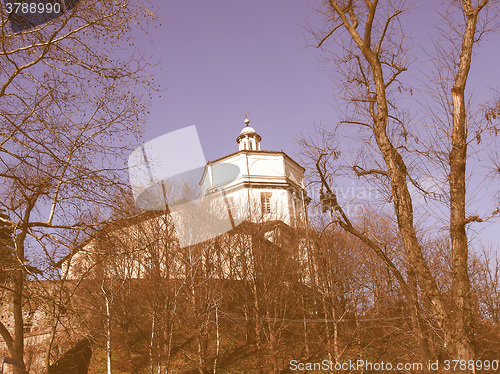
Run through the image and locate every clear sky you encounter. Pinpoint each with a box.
[137,0,500,246]
[139,0,336,160]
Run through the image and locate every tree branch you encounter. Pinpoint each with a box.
[317,23,343,48]
[353,165,389,177]
[0,320,15,354]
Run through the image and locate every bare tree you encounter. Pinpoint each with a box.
[301,0,500,368]
[0,0,156,371]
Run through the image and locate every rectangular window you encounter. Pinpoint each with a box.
[261,192,271,214]
[23,322,33,334]
[226,196,235,215]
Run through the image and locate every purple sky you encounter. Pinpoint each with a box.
[141,0,336,160]
[137,0,499,246]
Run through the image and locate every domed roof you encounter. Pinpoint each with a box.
[240,126,256,135]
[236,118,262,148]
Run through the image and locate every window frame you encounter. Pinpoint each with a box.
[261,192,271,214]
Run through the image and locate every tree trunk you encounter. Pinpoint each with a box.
[101,284,112,374]
[326,1,450,351]
[149,310,156,374]
[448,3,485,365]
[253,282,264,374]
[301,297,310,359]
[266,309,280,374]
[165,294,177,374]
[12,268,26,374]
[105,296,112,374]
[407,269,433,368]
[45,318,60,373]
[322,1,485,364]
[12,228,30,374]
[213,304,220,374]
[331,305,339,363]
[322,296,334,374]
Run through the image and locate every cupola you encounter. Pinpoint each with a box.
[236,118,261,151]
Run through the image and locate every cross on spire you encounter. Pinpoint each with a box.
[243,110,250,126]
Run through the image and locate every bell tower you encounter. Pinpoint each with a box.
[236,118,261,151]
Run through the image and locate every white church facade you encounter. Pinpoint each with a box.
[63,119,310,280]
[200,119,309,228]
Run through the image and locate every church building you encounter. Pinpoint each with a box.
[200,118,309,227]
[63,118,310,279]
